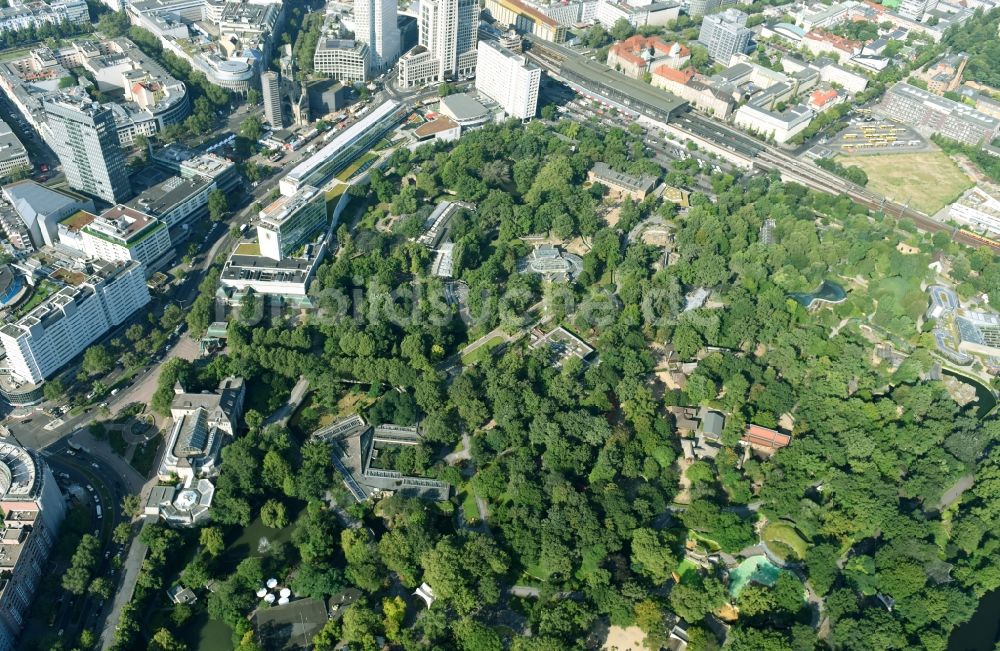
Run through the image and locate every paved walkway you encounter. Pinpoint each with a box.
[99,521,150,650]
[264,376,310,427]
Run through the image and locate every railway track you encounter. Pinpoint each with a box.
[524,40,996,252]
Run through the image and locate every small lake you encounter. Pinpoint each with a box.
[186,611,233,651]
[945,371,997,650]
[183,509,305,651]
[942,369,997,419]
[950,588,1000,651]
[788,280,847,308]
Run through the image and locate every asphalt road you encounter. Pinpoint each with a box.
[35,443,130,640]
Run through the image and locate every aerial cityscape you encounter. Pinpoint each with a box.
[0,0,998,649]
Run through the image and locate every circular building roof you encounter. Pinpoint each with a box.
[0,266,25,308]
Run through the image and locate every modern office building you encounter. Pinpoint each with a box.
[280,100,408,196]
[398,0,478,87]
[355,0,400,71]
[257,185,327,261]
[698,9,753,64]
[80,205,173,272]
[152,147,240,194]
[0,442,65,651]
[0,38,190,149]
[0,260,150,384]
[880,82,1000,146]
[261,70,283,129]
[475,40,540,120]
[313,37,371,83]
[126,0,284,93]
[44,93,132,204]
[0,120,28,179]
[127,175,216,229]
[688,0,736,17]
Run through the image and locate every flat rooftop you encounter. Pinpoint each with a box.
[258,185,321,228]
[60,210,97,232]
[128,176,211,216]
[285,100,404,185]
[440,93,489,122]
[559,54,688,119]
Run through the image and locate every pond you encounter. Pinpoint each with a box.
[942,369,997,419]
[949,588,1000,651]
[184,508,306,651]
[788,280,847,308]
[728,555,785,597]
[186,610,233,651]
[945,372,998,649]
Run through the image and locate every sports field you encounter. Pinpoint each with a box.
[836,150,973,215]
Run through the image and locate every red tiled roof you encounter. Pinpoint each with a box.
[611,36,689,68]
[805,29,861,53]
[810,88,838,106]
[743,425,791,449]
[652,65,695,85]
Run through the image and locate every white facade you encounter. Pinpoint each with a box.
[257,185,326,260]
[0,261,150,383]
[0,120,28,178]
[899,0,938,21]
[475,41,540,120]
[698,8,752,64]
[735,103,813,143]
[355,0,400,71]
[950,187,1000,236]
[44,94,132,204]
[314,38,370,83]
[0,0,89,35]
[400,0,478,86]
[80,206,173,271]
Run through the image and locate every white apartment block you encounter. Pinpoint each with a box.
[80,205,173,272]
[475,40,540,120]
[0,0,89,35]
[0,261,150,383]
[543,0,597,25]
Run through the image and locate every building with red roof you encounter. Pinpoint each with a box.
[808,87,842,111]
[608,35,690,79]
[742,424,791,451]
[803,29,862,59]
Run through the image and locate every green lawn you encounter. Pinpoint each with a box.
[335,153,379,182]
[676,558,699,583]
[762,522,809,561]
[458,489,480,523]
[131,438,161,478]
[836,150,972,215]
[461,336,506,366]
